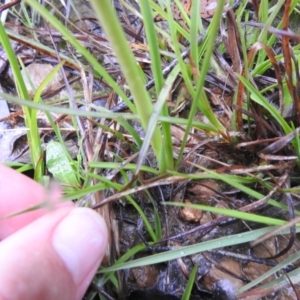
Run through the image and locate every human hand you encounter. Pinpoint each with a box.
[0,164,108,300]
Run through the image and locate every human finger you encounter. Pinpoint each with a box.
[0,164,73,239]
[0,207,108,300]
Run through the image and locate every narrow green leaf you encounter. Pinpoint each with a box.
[238,250,300,293]
[100,227,300,273]
[238,75,291,134]
[182,264,198,300]
[164,202,287,226]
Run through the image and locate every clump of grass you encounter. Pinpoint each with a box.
[1,0,300,298]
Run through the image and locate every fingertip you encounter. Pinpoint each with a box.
[52,208,108,285]
[0,207,108,300]
[0,165,74,239]
[0,164,45,210]
[0,207,75,300]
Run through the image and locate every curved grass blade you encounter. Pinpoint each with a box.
[25,0,135,112]
[238,75,291,134]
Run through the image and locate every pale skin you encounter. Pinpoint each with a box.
[0,164,108,300]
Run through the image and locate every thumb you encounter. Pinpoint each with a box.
[0,207,108,300]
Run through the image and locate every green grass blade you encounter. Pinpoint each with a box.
[239,264,300,297]
[25,0,135,112]
[182,264,198,300]
[90,0,169,172]
[238,250,300,293]
[0,92,219,132]
[89,162,159,175]
[139,0,174,172]
[175,0,226,168]
[0,21,42,179]
[140,1,164,92]
[164,202,287,226]
[101,226,300,272]
[189,0,200,67]
[136,65,179,172]
[238,74,291,134]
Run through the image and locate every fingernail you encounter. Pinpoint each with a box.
[52,208,107,284]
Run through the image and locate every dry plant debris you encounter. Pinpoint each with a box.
[1,0,300,299]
